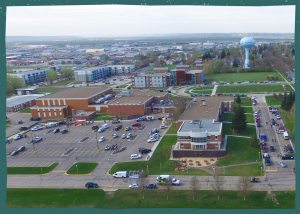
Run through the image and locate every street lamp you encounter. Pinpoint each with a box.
[30,132,36,153]
[76,165,78,174]
[96,132,99,152]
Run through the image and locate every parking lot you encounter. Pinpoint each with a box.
[6,116,169,168]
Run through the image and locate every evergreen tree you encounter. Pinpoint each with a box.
[208,52,212,59]
[286,91,295,110]
[227,50,230,56]
[292,48,295,56]
[233,59,238,67]
[281,92,288,110]
[221,49,226,59]
[236,94,241,104]
[258,45,263,54]
[232,105,247,133]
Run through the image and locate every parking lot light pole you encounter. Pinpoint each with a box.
[261,167,262,175]
[96,132,99,152]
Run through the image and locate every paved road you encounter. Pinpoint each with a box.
[6,113,37,137]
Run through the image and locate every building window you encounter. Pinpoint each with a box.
[207,136,211,140]
[215,136,218,140]
[191,137,207,143]
[178,136,191,139]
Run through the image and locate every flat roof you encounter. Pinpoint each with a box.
[154,68,169,70]
[76,65,107,71]
[179,96,234,121]
[7,94,45,107]
[11,68,49,74]
[31,105,68,109]
[179,119,221,133]
[187,70,203,74]
[37,87,112,99]
[136,73,171,77]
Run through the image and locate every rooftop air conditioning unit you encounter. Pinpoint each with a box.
[139,102,141,104]
[203,102,206,106]
[117,102,120,104]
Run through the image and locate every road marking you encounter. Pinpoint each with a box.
[291,169,295,176]
[52,170,66,172]
[18,162,28,167]
[265,170,277,171]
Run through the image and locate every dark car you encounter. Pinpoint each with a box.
[149,128,159,134]
[281,154,294,160]
[116,125,122,129]
[61,129,68,134]
[257,122,261,127]
[58,121,66,125]
[167,90,171,93]
[19,126,28,131]
[18,120,23,124]
[11,150,19,156]
[241,94,247,97]
[158,117,164,120]
[53,128,60,134]
[92,125,99,130]
[237,82,242,84]
[85,182,98,188]
[145,184,157,189]
[140,148,151,154]
[287,147,294,153]
[270,146,275,152]
[17,146,25,152]
[30,117,41,121]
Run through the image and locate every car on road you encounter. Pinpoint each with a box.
[11,150,19,156]
[140,148,151,154]
[145,184,157,189]
[61,129,68,134]
[112,134,118,138]
[127,133,132,139]
[92,125,99,130]
[17,146,25,152]
[125,127,131,131]
[14,134,25,140]
[99,136,105,142]
[270,146,275,152]
[85,182,98,188]
[34,137,43,143]
[278,161,287,168]
[129,183,140,189]
[256,118,260,123]
[19,126,28,131]
[132,123,142,127]
[31,126,43,131]
[131,154,142,160]
[271,118,276,125]
[160,125,168,129]
[158,117,164,120]
[122,134,127,139]
[53,128,60,134]
[281,154,294,160]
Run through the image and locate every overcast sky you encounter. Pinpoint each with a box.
[6,5,295,37]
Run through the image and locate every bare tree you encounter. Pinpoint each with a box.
[163,179,173,200]
[190,176,201,200]
[236,175,255,201]
[210,176,226,200]
[174,96,190,115]
[139,172,148,199]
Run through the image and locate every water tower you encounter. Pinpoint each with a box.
[240,37,255,68]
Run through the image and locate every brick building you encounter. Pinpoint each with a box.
[131,73,171,89]
[6,94,44,112]
[30,87,113,119]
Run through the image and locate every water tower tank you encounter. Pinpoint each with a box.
[240,37,255,69]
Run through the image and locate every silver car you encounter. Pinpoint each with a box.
[122,134,127,139]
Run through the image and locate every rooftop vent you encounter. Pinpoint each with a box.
[139,102,141,104]
[117,102,120,104]
[203,102,206,106]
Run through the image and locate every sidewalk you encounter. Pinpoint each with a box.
[211,85,218,96]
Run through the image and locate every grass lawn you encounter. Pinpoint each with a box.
[6,189,295,209]
[165,123,178,134]
[216,164,263,176]
[109,135,210,176]
[18,108,32,113]
[205,71,284,83]
[7,163,59,174]
[90,113,115,121]
[278,108,295,143]
[37,86,66,94]
[265,96,282,106]
[148,87,170,91]
[6,121,12,127]
[117,84,129,88]
[217,84,293,94]
[215,137,261,167]
[222,123,256,138]
[234,97,252,106]
[221,113,254,123]
[185,90,212,95]
[66,162,98,175]
[242,107,254,113]
[146,65,176,73]
[49,77,75,86]
[191,86,215,90]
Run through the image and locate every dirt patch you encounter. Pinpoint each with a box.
[174,167,187,172]
[265,193,279,204]
[105,191,115,196]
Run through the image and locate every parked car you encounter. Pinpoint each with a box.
[276,115,281,119]
[125,127,131,131]
[127,133,132,139]
[160,125,168,129]
[131,154,142,159]
[34,137,43,143]
[129,183,140,189]
[85,182,98,188]
[92,125,99,130]
[11,150,19,156]
[31,126,43,131]
[149,128,159,134]
[158,117,164,120]
[270,146,275,152]
[98,127,105,132]
[99,136,105,142]
[122,134,127,139]
[257,122,261,127]
[17,146,25,152]
[147,138,157,143]
[140,148,151,154]
[287,147,294,153]
[152,133,161,139]
[112,134,118,138]
[278,161,287,168]
[256,118,260,123]
[14,134,26,140]
[136,117,145,122]
[241,94,247,97]
[132,123,142,127]
[281,154,294,160]
[53,128,60,134]
[61,129,68,134]
[271,118,276,125]
[145,184,157,189]
[19,126,28,131]
[30,117,41,121]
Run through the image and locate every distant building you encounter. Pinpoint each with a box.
[8,68,48,85]
[6,94,44,112]
[131,73,171,89]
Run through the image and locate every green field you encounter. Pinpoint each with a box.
[242,107,254,113]
[217,84,292,94]
[37,86,65,94]
[221,113,254,123]
[66,163,98,175]
[116,84,129,88]
[165,123,179,134]
[205,72,284,83]
[185,90,213,95]
[6,189,295,209]
[19,108,32,113]
[265,96,282,106]
[109,135,210,176]
[278,108,295,143]
[6,121,12,127]
[216,164,263,176]
[222,123,256,137]
[6,66,50,73]
[148,87,170,91]
[90,113,115,121]
[234,97,253,106]
[49,77,75,86]
[7,163,59,174]
[215,137,261,167]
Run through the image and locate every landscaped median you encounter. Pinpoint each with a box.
[109,135,211,176]
[6,189,295,209]
[90,113,115,121]
[165,123,178,134]
[66,162,98,175]
[7,163,59,175]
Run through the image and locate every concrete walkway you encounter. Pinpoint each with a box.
[211,84,218,96]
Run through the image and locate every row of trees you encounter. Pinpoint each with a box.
[46,67,74,84]
[6,75,27,95]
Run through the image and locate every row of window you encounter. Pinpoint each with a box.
[178,136,219,141]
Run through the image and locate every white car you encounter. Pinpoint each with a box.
[127,133,132,139]
[14,134,22,140]
[31,126,43,131]
[112,134,118,138]
[34,137,43,143]
[129,183,140,189]
[147,138,157,143]
[131,154,142,160]
[278,161,286,168]
[160,125,168,129]
[152,133,161,139]
[98,128,105,132]
[99,136,105,142]
[122,134,127,139]
[276,115,281,119]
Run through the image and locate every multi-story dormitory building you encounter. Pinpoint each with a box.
[74,64,135,83]
[8,68,48,85]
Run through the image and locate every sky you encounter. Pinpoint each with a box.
[6,5,295,37]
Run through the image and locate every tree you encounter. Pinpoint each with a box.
[163,179,172,200]
[210,176,225,200]
[281,92,288,110]
[190,176,201,200]
[232,105,247,133]
[6,75,27,95]
[214,59,224,71]
[220,49,226,59]
[250,133,259,148]
[202,59,214,75]
[236,94,241,104]
[273,93,277,100]
[232,59,238,67]
[236,174,255,201]
[60,67,74,80]
[174,96,190,115]
[139,172,148,199]
[278,93,283,100]
[292,48,295,56]
[274,76,279,81]
[227,50,230,56]
[266,76,271,81]
[46,70,58,84]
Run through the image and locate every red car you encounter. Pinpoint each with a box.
[259,81,264,83]
[131,123,142,127]
[256,118,260,123]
